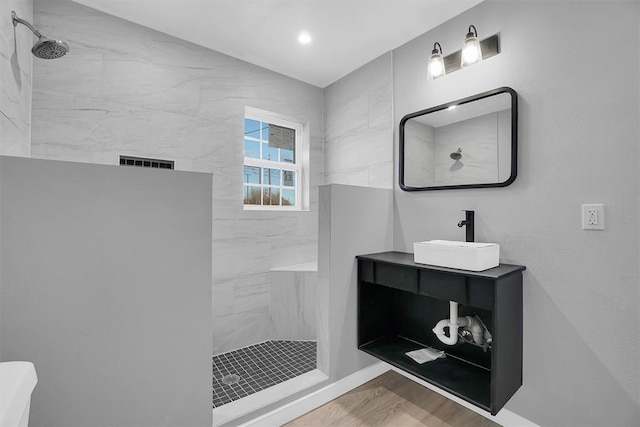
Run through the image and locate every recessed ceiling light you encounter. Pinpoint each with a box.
[298,32,312,45]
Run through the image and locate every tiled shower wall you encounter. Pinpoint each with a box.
[0,0,33,157]
[269,270,317,341]
[30,0,323,355]
[323,53,394,189]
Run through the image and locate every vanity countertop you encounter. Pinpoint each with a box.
[357,251,526,280]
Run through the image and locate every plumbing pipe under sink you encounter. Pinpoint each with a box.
[432,301,458,345]
[432,301,491,346]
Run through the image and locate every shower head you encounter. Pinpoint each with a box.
[11,11,69,59]
[450,148,463,160]
[31,37,69,59]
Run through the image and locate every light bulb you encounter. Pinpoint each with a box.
[461,25,483,68]
[427,42,445,81]
[462,43,480,64]
[429,56,444,78]
[298,32,312,44]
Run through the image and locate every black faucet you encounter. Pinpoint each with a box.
[457,210,475,242]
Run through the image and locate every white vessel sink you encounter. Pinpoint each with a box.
[413,240,499,271]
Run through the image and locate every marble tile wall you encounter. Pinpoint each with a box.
[269,270,317,341]
[0,0,33,157]
[323,53,393,189]
[31,0,323,355]
[434,112,499,185]
[403,120,435,187]
[403,110,511,187]
[496,109,512,182]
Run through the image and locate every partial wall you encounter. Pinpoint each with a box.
[0,0,33,156]
[0,156,212,427]
[317,184,394,378]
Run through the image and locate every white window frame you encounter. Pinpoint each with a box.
[243,107,307,211]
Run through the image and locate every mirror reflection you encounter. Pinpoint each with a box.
[400,87,517,191]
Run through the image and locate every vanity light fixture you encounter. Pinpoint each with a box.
[461,25,482,68]
[427,42,445,81]
[427,26,500,83]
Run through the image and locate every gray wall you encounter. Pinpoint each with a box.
[323,53,393,189]
[393,1,640,426]
[321,1,640,425]
[0,156,213,427]
[0,0,33,157]
[317,184,394,378]
[30,0,324,355]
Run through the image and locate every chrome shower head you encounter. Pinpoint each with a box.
[450,148,462,160]
[11,10,69,59]
[31,37,69,59]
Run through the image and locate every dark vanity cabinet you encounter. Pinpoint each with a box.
[357,251,525,415]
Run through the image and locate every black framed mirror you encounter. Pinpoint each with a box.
[399,87,517,191]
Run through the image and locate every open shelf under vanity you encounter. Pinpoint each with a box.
[356,251,525,415]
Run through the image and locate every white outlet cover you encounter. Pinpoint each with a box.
[582,204,605,230]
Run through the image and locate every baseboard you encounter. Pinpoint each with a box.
[238,361,539,427]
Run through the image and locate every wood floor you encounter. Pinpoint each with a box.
[285,370,501,427]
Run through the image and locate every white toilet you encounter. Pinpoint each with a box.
[0,362,38,427]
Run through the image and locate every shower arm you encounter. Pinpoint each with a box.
[11,11,43,38]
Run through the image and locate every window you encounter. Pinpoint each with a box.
[243,108,304,210]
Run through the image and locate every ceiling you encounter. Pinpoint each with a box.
[72,0,483,88]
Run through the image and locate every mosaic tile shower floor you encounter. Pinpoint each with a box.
[212,340,317,408]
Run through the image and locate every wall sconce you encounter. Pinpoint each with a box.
[427,25,500,81]
[427,42,445,81]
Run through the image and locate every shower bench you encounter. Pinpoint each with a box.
[356,251,525,415]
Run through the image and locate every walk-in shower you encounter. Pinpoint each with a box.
[212,340,316,408]
[212,266,320,423]
[11,11,69,59]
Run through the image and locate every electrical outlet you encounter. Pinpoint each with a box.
[582,204,605,230]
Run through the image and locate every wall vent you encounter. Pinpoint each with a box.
[119,156,174,170]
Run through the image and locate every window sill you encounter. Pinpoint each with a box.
[243,205,309,212]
